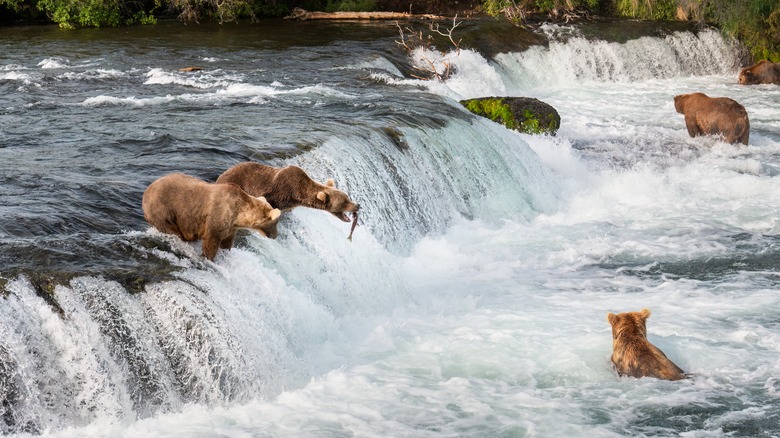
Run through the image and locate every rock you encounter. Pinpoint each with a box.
[460,96,561,135]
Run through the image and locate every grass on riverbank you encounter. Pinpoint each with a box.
[482,0,779,61]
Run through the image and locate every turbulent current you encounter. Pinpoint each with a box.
[1,18,779,437]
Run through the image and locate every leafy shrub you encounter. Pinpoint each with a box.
[324,0,376,12]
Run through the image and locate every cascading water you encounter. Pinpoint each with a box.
[0,99,555,434]
[495,28,742,87]
[1,20,779,437]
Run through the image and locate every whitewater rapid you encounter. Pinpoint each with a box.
[2,22,780,437]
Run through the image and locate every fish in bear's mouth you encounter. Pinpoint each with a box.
[334,211,352,222]
[347,211,358,241]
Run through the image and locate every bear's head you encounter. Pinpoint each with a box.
[316,179,360,222]
[738,65,761,85]
[739,69,754,85]
[739,59,769,85]
[607,308,651,340]
[673,94,689,114]
[240,196,282,239]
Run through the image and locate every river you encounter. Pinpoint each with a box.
[1,17,779,437]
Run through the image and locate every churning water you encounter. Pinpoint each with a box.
[1,18,779,437]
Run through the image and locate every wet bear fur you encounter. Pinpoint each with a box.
[674,92,750,145]
[607,309,686,381]
[216,162,360,224]
[738,60,780,85]
[142,173,281,261]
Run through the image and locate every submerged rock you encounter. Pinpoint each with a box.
[460,97,561,135]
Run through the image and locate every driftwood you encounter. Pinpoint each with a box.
[284,8,442,21]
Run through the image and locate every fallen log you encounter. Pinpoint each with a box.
[284,8,443,21]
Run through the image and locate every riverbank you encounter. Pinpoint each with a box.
[375,0,484,16]
[4,0,773,62]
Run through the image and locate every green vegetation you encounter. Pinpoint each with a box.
[324,0,375,12]
[613,0,677,20]
[0,0,160,26]
[0,0,372,27]
[703,0,780,62]
[464,98,520,130]
[461,97,560,135]
[481,0,601,23]
[482,0,780,61]
[0,0,776,61]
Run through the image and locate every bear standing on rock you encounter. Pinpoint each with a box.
[674,92,749,145]
[217,163,360,225]
[142,173,282,261]
[738,60,780,85]
[607,309,686,381]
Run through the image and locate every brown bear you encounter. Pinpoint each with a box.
[216,162,360,223]
[142,173,282,261]
[674,92,750,145]
[738,60,780,85]
[607,309,686,381]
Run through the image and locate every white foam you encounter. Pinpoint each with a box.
[82,94,181,107]
[143,67,241,89]
[6,28,780,438]
[38,57,70,69]
[0,71,34,84]
[60,69,127,81]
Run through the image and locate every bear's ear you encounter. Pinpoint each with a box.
[607,313,617,326]
[325,179,335,188]
[317,191,329,202]
[270,209,281,221]
[639,308,651,320]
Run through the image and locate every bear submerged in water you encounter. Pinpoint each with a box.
[738,60,780,85]
[607,309,686,381]
[674,92,749,145]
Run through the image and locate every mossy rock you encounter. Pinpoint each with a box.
[460,97,561,135]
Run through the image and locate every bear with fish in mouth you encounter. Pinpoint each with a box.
[142,173,282,261]
[217,162,360,239]
[673,92,750,145]
[607,309,686,381]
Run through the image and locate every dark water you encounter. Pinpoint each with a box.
[1,19,471,287]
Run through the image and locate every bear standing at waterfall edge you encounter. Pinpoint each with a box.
[142,173,281,261]
[607,309,686,381]
[216,163,360,230]
[674,92,749,145]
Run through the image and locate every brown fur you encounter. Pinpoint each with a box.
[607,309,685,381]
[142,173,281,261]
[216,163,360,222]
[674,93,750,145]
[738,60,780,85]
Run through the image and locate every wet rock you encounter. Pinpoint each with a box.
[460,96,561,135]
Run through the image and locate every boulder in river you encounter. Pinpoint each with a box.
[460,97,561,135]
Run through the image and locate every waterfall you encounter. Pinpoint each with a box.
[0,113,555,434]
[0,25,753,435]
[494,29,742,88]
